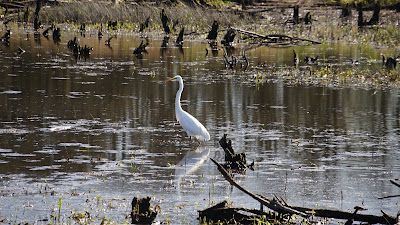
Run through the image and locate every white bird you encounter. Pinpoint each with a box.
[165,75,210,141]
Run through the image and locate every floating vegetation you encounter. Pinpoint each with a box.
[243,66,400,90]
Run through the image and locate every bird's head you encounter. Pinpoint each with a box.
[165,75,182,83]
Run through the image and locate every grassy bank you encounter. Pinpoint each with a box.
[37,1,252,33]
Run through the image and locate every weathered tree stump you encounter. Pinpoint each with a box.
[139,17,150,32]
[133,39,149,57]
[304,11,312,24]
[219,134,253,173]
[368,3,380,25]
[176,27,184,46]
[293,6,299,24]
[340,3,352,18]
[206,20,218,41]
[221,28,236,46]
[358,3,380,26]
[33,0,41,30]
[131,196,159,224]
[160,9,171,35]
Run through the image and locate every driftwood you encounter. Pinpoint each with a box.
[210,158,397,224]
[231,27,321,46]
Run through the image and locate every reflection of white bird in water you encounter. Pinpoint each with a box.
[175,146,210,196]
[165,75,210,141]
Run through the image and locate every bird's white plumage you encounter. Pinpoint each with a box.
[165,75,210,141]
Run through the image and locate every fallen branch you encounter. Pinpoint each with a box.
[232,27,321,46]
[210,158,310,218]
[390,179,400,188]
[210,157,397,224]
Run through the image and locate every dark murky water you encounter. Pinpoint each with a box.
[0,24,399,223]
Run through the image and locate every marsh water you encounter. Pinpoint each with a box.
[0,24,399,224]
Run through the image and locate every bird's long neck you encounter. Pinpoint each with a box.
[175,80,184,116]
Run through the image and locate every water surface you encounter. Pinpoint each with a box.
[0,24,399,223]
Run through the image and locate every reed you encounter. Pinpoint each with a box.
[39,2,251,32]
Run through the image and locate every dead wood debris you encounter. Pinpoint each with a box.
[131,196,159,224]
[232,27,321,46]
[218,134,254,173]
[204,158,398,225]
[198,200,293,224]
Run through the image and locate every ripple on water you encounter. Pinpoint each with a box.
[0,90,22,94]
[28,165,62,171]
[34,149,61,155]
[1,152,36,157]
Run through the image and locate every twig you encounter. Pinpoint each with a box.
[378,194,400,199]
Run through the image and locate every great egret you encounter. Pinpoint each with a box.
[165,75,210,141]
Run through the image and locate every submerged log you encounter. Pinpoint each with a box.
[131,196,159,224]
[210,158,397,224]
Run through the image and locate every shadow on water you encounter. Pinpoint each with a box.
[0,24,400,223]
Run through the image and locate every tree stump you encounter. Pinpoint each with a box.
[206,20,219,41]
[131,196,159,224]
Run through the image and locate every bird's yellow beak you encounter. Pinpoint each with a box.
[165,77,175,82]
